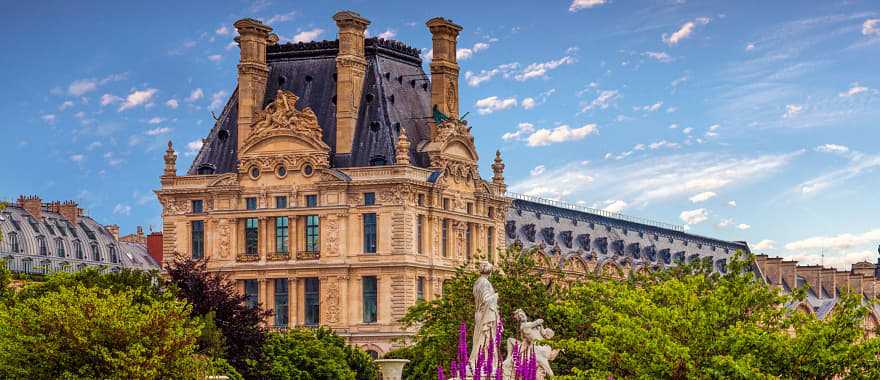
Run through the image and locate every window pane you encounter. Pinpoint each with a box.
[304,277,320,325]
[246,197,257,210]
[305,216,320,252]
[245,218,259,255]
[275,217,289,253]
[416,215,423,254]
[191,221,204,259]
[364,192,375,206]
[363,276,377,323]
[441,219,448,257]
[275,196,288,209]
[192,200,204,213]
[244,279,259,309]
[416,276,425,301]
[306,195,318,208]
[274,278,289,327]
[363,213,377,254]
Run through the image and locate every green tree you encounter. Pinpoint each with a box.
[387,247,567,379]
[0,285,208,379]
[258,327,376,380]
[548,253,880,379]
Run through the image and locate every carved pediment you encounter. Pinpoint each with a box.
[422,119,481,187]
[240,90,330,156]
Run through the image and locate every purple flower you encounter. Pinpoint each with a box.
[475,349,485,380]
[437,367,446,380]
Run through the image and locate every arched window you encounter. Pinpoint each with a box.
[40,259,51,275]
[108,245,118,263]
[22,258,33,273]
[91,244,101,261]
[7,232,20,253]
[74,240,83,259]
[56,238,65,258]
[37,236,48,256]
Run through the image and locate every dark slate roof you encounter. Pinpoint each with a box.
[0,205,159,274]
[188,38,432,175]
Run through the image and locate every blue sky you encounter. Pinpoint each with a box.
[2,0,879,269]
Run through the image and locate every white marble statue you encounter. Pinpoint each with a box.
[502,308,559,379]
[471,261,500,373]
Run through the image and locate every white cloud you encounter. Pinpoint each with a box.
[815,144,849,155]
[863,19,879,36]
[649,140,680,150]
[521,97,536,110]
[511,151,799,205]
[502,123,535,141]
[728,200,737,207]
[839,84,868,97]
[100,94,122,106]
[527,124,597,147]
[87,141,102,151]
[569,0,607,12]
[207,54,222,62]
[377,29,396,39]
[41,114,56,124]
[475,96,517,115]
[457,41,490,60]
[530,165,546,176]
[68,79,98,96]
[602,200,627,213]
[689,191,717,203]
[147,117,164,124]
[580,90,620,112]
[636,101,663,112]
[118,88,157,111]
[785,229,880,251]
[663,18,711,46]
[795,149,880,196]
[680,208,709,225]
[185,139,203,156]
[186,88,204,102]
[210,90,228,110]
[745,42,756,51]
[292,28,324,43]
[753,239,775,250]
[215,25,229,35]
[58,100,74,111]
[165,99,179,109]
[717,218,734,228]
[737,223,751,230]
[643,51,673,63]
[682,127,693,134]
[463,63,519,87]
[782,104,804,119]
[69,154,84,162]
[112,203,132,216]
[145,127,171,136]
[266,11,297,25]
[515,55,576,81]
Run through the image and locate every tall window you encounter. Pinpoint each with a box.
[443,198,450,210]
[243,279,259,309]
[364,192,376,206]
[8,232,19,253]
[109,245,118,263]
[304,277,320,325]
[417,193,425,206]
[441,219,449,257]
[466,223,473,259]
[245,218,259,255]
[466,202,473,215]
[274,279,289,327]
[191,199,204,213]
[275,217,289,253]
[56,238,65,258]
[191,221,204,259]
[91,244,100,261]
[305,216,320,252]
[38,236,48,256]
[363,213,377,254]
[487,227,495,261]
[245,197,257,210]
[363,276,377,323]
[305,194,318,208]
[74,240,83,259]
[416,276,425,302]
[275,196,288,209]
[416,215,424,254]
[488,206,495,219]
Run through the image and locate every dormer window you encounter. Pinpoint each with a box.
[109,245,118,263]
[302,164,314,176]
[74,240,83,259]
[37,236,48,256]
[56,238,65,258]
[7,232,19,253]
[91,243,101,261]
[276,165,287,178]
[197,164,215,175]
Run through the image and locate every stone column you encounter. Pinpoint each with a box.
[288,277,297,326]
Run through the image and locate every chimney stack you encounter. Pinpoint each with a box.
[426,17,463,120]
[333,11,370,158]
[16,195,42,219]
[105,224,120,241]
[234,18,278,157]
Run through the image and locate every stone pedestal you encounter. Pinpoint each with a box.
[375,359,409,380]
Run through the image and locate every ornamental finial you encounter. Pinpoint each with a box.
[396,127,411,166]
[163,140,177,177]
[492,150,505,190]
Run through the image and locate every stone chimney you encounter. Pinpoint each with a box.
[780,260,797,290]
[234,18,278,156]
[852,261,876,277]
[426,17,462,120]
[58,200,82,224]
[820,267,837,296]
[105,224,120,241]
[797,265,823,297]
[16,195,42,219]
[333,11,370,157]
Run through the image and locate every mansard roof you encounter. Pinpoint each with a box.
[188,37,433,175]
[0,204,158,273]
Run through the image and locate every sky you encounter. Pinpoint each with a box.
[1,0,879,270]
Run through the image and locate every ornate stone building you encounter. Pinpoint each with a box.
[156,11,879,354]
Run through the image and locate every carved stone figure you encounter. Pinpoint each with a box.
[216,219,231,259]
[502,308,559,379]
[470,261,500,373]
